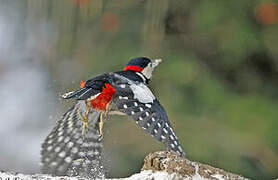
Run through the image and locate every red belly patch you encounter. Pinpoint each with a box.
[90,83,115,111]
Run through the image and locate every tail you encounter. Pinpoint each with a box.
[40,101,105,178]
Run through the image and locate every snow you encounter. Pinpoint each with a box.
[0,171,182,180]
[211,174,225,180]
[120,170,181,180]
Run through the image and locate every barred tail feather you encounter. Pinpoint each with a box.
[40,101,105,178]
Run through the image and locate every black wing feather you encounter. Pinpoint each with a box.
[62,73,111,100]
[111,83,186,156]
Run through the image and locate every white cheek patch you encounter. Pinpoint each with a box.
[141,64,153,79]
[130,83,155,103]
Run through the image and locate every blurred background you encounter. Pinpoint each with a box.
[0,0,278,179]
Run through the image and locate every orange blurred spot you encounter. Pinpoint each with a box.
[80,80,86,88]
[255,2,278,25]
[73,0,89,5]
[100,12,120,32]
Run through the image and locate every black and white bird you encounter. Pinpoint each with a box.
[41,57,185,178]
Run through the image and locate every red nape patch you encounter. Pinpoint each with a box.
[80,80,86,88]
[90,83,116,110]
[124,65,143,72]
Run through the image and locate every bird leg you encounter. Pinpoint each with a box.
[98,101,111,140]
[98,112,104,140]
[78,100,91,139]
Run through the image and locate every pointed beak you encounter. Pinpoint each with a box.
[151,59,162,67]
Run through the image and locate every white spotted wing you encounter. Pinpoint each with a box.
[111,82,185,156]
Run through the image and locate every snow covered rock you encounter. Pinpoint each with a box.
[142,151,248,180]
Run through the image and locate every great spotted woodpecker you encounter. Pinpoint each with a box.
[41,57,185,178]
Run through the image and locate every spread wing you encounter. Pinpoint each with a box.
[40,101,105,178]
[110,82,186,156]
[62,74,110,100]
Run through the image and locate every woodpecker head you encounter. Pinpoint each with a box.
[124,57,162,80]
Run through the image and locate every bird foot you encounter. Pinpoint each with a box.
[78,110,89,140]
[98,112,104,141]
[97,102,111,141]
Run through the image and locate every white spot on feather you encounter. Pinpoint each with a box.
[170,127,174,132]
[67,142,74,148]
[71,147,78,154]
[59,151,66,158]
[58,131,63,136]
[47,146,52,151]
[64,137,70,143]
[65,156,72,163]
[68,121,73,128]
[48,134,54,139]
[157,123,161,127]
[58,136,64,142]
[50,162,57,167]
[170,135,175,140]
[145,104,152,108]
[55,147,61,152]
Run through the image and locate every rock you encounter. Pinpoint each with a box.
[142,151,249,180]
